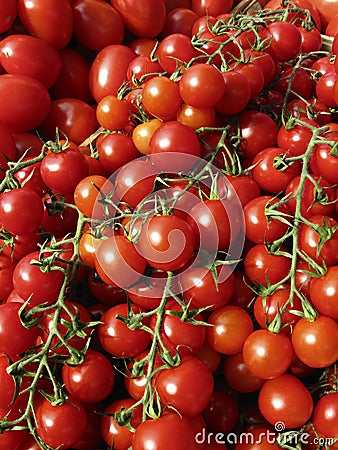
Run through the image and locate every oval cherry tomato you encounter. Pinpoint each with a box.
[17,0,73,49]
[110,0,166,38]
[0,35,62,89]
[0,74,51,132]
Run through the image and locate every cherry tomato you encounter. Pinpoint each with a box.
[142,76,182,121]
[0,0,17,33]
[17,0,73,49]
[96,133,139,173]
[98,303,151,357]
[0,35,62,89]
[72,0,124,51]
[310,266,338,318]
[215,71,251,115]
[202,391,239,434]
[40,146,89,194]
[179,64,225,108]
[35,396,87,449]
[180,265,235,311]
[244,244,291,288]
[101,398,142,448]
[111,0,166,38]
[251,147,301,193]
[206,305,253,354]
[132,413,199,450]
[223,352,265,393]
[312,392,338,439]
[39,98,98,145]
[0,302,39,356]
[62,349,115,403]
[266,21,302,61]
[243,196,290,245]
[298,214,338,267]
[238,110,278,159]
[242,329,293,379]
[258,374,313,428]
[160,7,199,37]
[50,48,93,103]
[89,44,136,102]
[138,214,195,271]
[291,315,338,368]
[0,188,44,235]
[0,74,51,132]
[155,356,214,417]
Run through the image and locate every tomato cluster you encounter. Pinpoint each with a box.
[0,0,338,449]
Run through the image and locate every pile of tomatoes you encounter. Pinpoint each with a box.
[0,0,338,449]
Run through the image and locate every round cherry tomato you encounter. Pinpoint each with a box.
[35,396,87,449]
[101,398,142,449]
[223,352,264,393]
[40,146,89,194]
[258,374,313,428]
[17,0,73,49]
[202,391,239,434]
[312,392,338,439]
[142,76,182,121]
[242,329,293,379]
[133,413,199,450]
[138,214,195,271]
[179,64,225,108]
[291,315,338,368]
[98,303,150,357]
[310,266,338,318]
[62,349,115,403]
[13,250,64,307]
[155,356,214,417]
[0,302,39,356]
[266,21,302,61]
[96,133,139,173]
[215,71,251,115]
[206,305,253,354]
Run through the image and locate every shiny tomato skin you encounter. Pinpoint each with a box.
[40,147,89,194]
[51,48,93,103]
[62,350,115,403]
[155,356,214,417]
[310,266,338,318]
[101,398,142,449]
[0,35,62,89]
[39,98,98,145]
[223,352,265,393]
[243,329,293,379]
[258,374,313,429]
[132,413,199,450]
[0,74,51,132]
[17,0,73,49]
[238,110,278,159]
[312,392,338,439]
[266,21,302,61]
[12,250,65,307]
[89,44,136,102]
[98,303,151,358]
[138,214,195,271]
[291,315,338,368]
[35,397,87,449]
[73,0,124,51]
[206,305,253,355]
[0,0,17,33]
[0,188,44,235]
[110,0,166,38]
[0,302,39,356]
